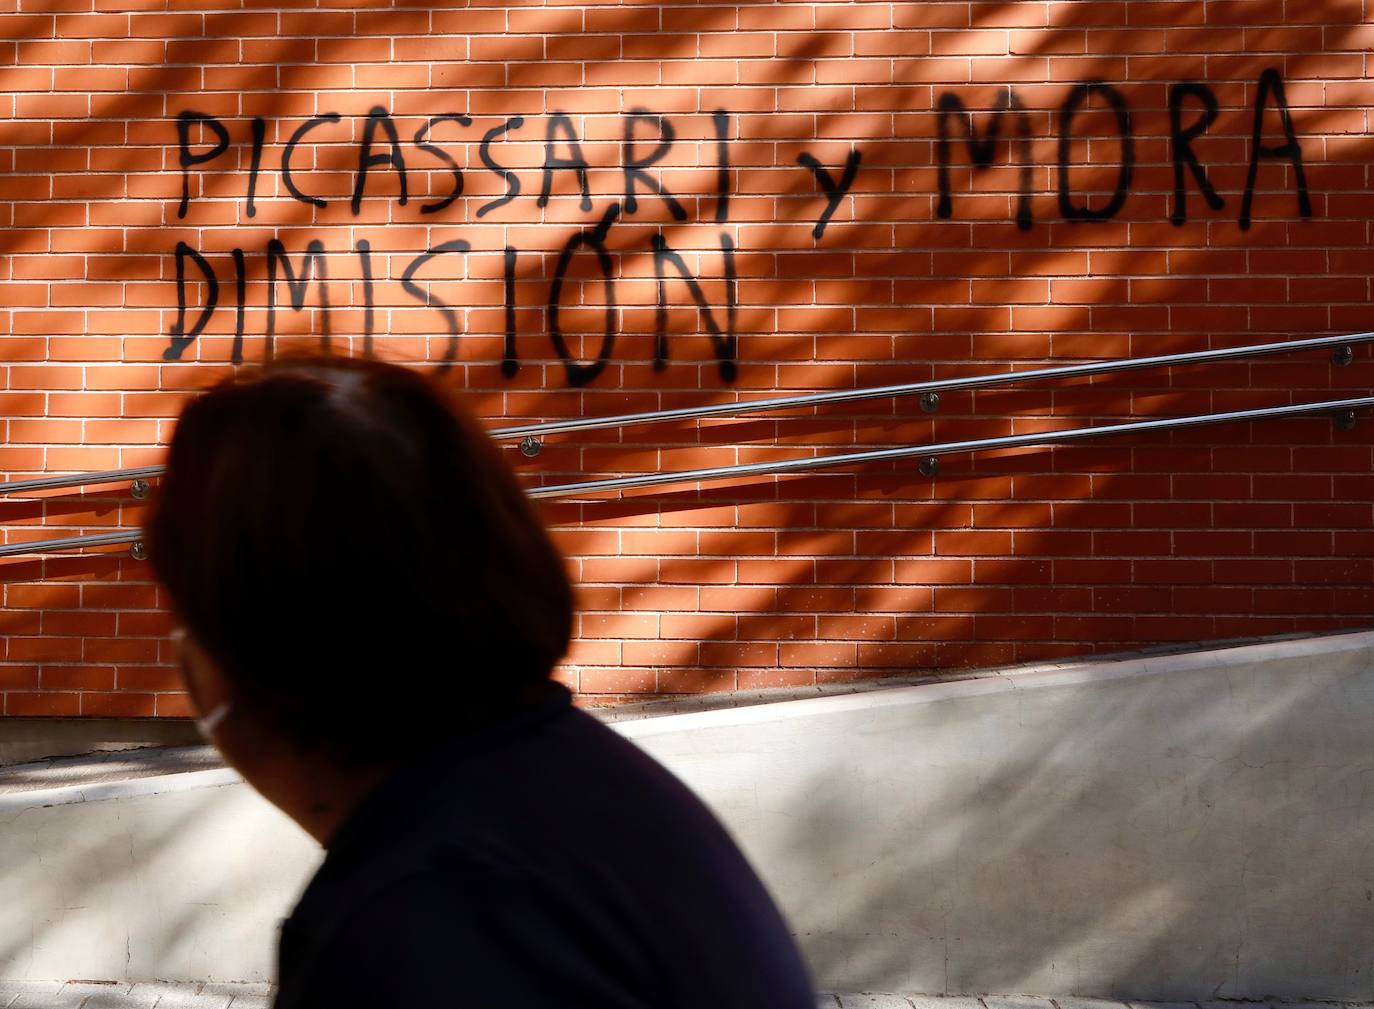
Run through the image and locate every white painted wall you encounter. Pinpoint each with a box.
[3,631,1373,999]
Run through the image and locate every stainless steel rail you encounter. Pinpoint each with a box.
[0,528,143,559]
[2,395,1368,557]
[0,333,1368,501]
[492,332,1372,440]
[525,396,1374,498]
[0,465,165,497]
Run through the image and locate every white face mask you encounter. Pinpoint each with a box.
[173,627,231,744]
[195,701,232,743]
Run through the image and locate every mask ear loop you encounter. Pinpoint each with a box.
[195,702,233,742]
[172,627,233,742]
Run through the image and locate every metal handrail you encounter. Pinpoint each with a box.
[0,333,1368,501]
[525,395,1374,498]
[2,395,1369,557]
[0,465,165,497]
[0,332,1367,556]
[491,332,1371,440]
[0,529,143,558]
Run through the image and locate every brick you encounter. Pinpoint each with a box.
[81,691,156,717]
[578,667,657,694]
[6,691,81,716]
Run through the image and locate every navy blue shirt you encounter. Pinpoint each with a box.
[273,684,815,1009]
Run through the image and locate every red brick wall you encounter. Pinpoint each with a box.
[1,0,1371,715]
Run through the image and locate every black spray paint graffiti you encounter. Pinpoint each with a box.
[1168,69,1311,230]
[167,69,1315,384]
[1057,81,1135,222]
[934,69,1310,232]
[167,108,858,384]
[797,150,862,239]
[1239,68,1312,230]
[936,89,1034,231]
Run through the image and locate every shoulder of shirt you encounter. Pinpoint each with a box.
[294,837,532,935]
[275,849,538,1009]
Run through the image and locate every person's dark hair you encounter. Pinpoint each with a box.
[148,355,573,755]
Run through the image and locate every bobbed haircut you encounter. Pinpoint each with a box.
[148,355,573,754]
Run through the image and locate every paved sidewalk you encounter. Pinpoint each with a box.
[824,1000,1356,1009]
[0,983,270,1009]
[1,985,1362,1009]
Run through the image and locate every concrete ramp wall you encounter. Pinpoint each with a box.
[4,631,1374,999]
[0,770,316,984]
[618,631,1374,1000]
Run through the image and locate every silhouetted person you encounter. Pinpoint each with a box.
[148,356,815,1009]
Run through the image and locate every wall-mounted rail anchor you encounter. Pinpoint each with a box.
[130,479,151,500]
[519,436,542,458]
[1332,345,1355,367]
[1334,410,1358,432]
[918,457,940,478]
[919,393,941,414]
[129,541,147,561]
